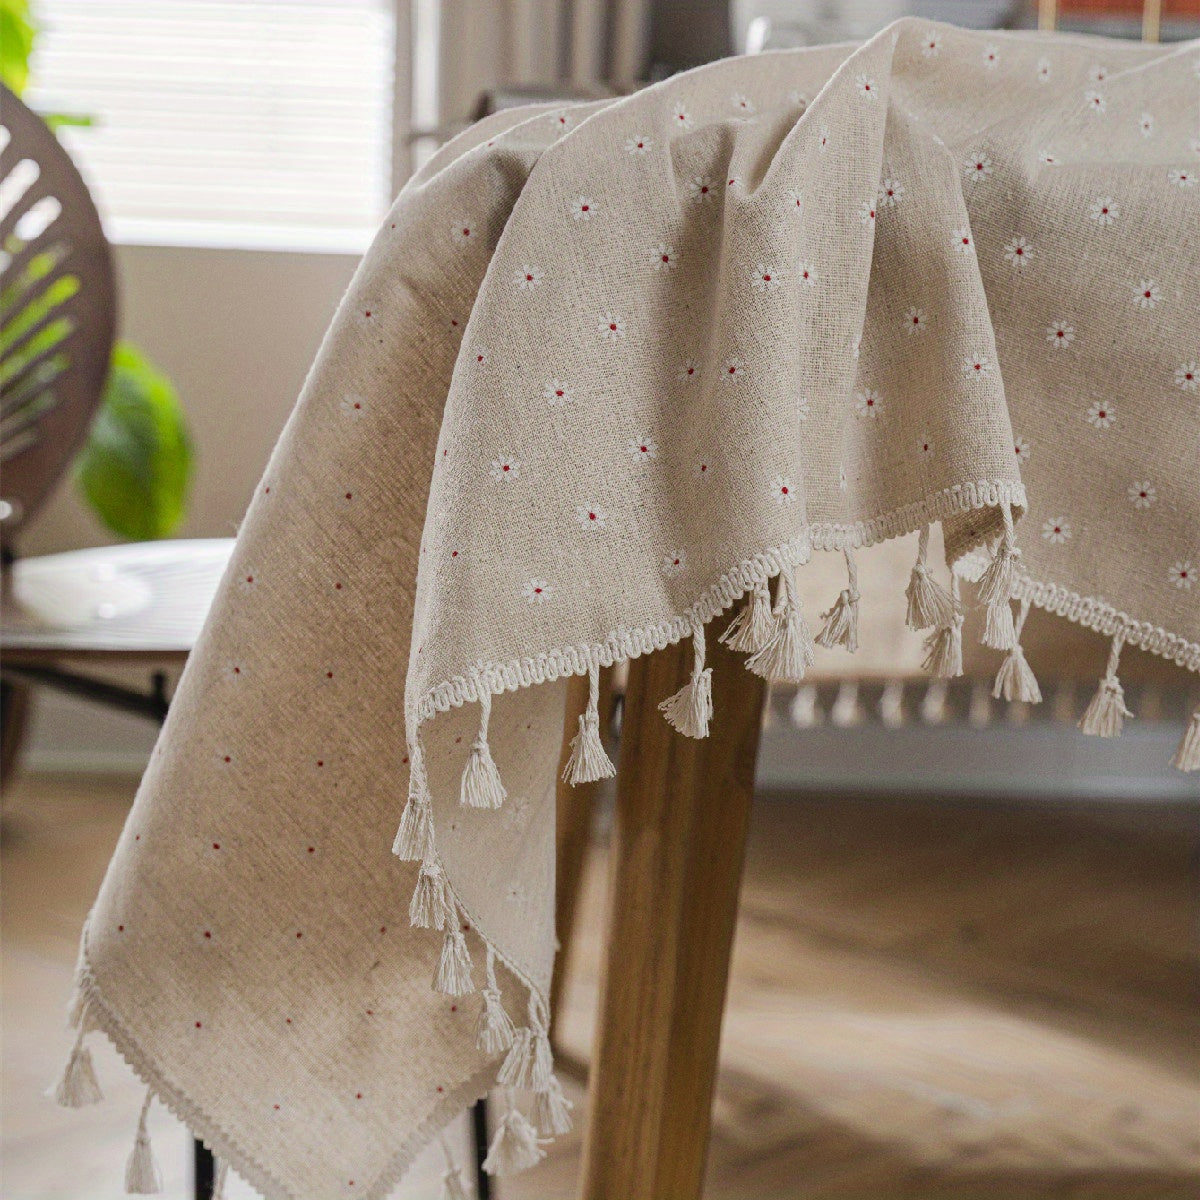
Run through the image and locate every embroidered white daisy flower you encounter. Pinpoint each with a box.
[1133,280,1161,309]
[1089,197,1118,225]
[672,104,692,129]
[340,394,365,418]
[964,151,993,181]
[772,475,795,505]
[855,74,877,99]
[952,228,975,254]
[1138,112,1155,137]
[626,134,651,155]
[750,263,782,290]
[688,176,715,203]
[1086,400,1116,429]
[784,188,804,215]
[1042,518,1071,544]
[628,436,657,461]
[1014,436,1031,463]
[921,32,941,58]
[1089,64,1108,82]
[1084,89,1106,114]
[1036,56,1051,82]
[1128,482,1157,508]
[572,196,596,221]
[722,356,745,381]
[904,307,928,335]
[917,435,935,458]
[962,353,993,376]
[661,549,687,576]
[696,459,711,478]
[679,359,700,382]
[859,200,876,226]
[652,243,678,271]
[544,380,572,406]
[490,457,520,481]
[451,220,476,245]
[856,388,884,418]
[523,578,551,602]
[982,44,1000,69]
[1038,150,1058,165]
[1175,361,1198,391]
[551,111,572,135]
[237,567,258,593]
[514,264,543,289]
[878,178,904,207]
[726,175,740,190]
[1168,167,1195,188]
[575,504,608,529]
[599,312,626,340]
[797,263,816,288]
[470,346,488,367]
[731,92,755,113]
[818,125,830,153]
[1047,320,1075,348]
[1170,561,1194,590]
[225,662,246,683]
[1004,237,1032,267]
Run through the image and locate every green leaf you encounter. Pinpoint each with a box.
[74,342,194,541]
[0,0,37,97]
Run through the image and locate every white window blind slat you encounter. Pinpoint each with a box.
[26,0,396,253]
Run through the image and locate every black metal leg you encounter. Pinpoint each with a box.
[194,1139,215,1199]
[471,1097,491,1200]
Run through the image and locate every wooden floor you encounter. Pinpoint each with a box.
[3,772,1198,1199]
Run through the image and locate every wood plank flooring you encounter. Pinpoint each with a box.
[2,772,1197,1198]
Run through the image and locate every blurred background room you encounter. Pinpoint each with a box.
[2,1,1198,1197]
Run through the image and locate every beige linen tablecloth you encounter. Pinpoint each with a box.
[56,20,1198,1200]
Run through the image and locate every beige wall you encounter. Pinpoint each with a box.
[25,242,360,557]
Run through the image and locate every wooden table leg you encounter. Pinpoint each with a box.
[580,633,765,1200]
[550,669,613,1049]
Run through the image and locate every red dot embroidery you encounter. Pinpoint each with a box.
[334,582,343,590]
[636,141,644,149]
[286,1018,293,1024]
[975,162,985,172]
[533,586,543,595]
[580,204,589,213]
[781,485,790,496]
[274,1104,281,1110]
[1139,490,1148,499]
[863,83,871,92]
[661,255,669,264]
[195,1021,202,1028]
[204,930,212,939]
[366,1009,373,1016]
[356,1093,363,1100]
[308,846,316,854]
[296,931,303,938]
[461,227,470,237]
[672,557,681,566]
[450,1005,457,1013]
[589,512,597,521]
[609,323,617,331]
[1056,330,1065,339]
[1143,290,1152,300]
[525,273,533,282]
[728,366,736,375]
[868,210,875,220]
[700,463,707,472]
[118,924,124,932]
[763,273,772,282]
[345,492,352,500]
[245,575,254,584]
[436,1086,444,1094]
[1098,409,1107,419]
[212,842,220,850]
[961,237,970,246]
[316,760,324,767]
[451,550,458,558]
[223,756,231,764]
[326,671,333,679]
[379,926,387,934]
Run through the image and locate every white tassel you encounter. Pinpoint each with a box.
[789,683,821,728]
[212,1161,229,1200]
[745,567,815,683]
[992,599,1042,704]
[125,1089,162,1195]
[409,857,453,931]
[659,624,714,738]
[922,574,964,678]
[815,548,860,652]
[393,742,434,862]
[51,1025,104,1108]
[879,680,906,728]
[475,946,515,1055]
[920,680,949,725]
[982,597,1016,652]
[976,503,1020,606]
[497,1026,533,1089]
[562,662,615,784]
[482,1098,545,1176]
[905,526,958,631]
[461,680,506,809]
[977,504,1020,649]
[435,904,475,996]
[1079,632,1133,738]
[439,1132,472,1200]
[719,579,774,653]
[1172,709,1200,771]
[533,1074,574,1137]
[529,1002,554,1093]
[829,680,862,727]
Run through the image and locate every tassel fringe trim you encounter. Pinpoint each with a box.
[51,1024,104,1108]
[659,624,713,738]
[125,1089,162,1194]
[483,1103,545,1176]
[719,580,775,653]
[745,567,815,683]
[815,548,860,652]
[905,527,958,631]
[1079,632,1133,738]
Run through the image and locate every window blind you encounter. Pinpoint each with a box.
[25,0,395,252]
